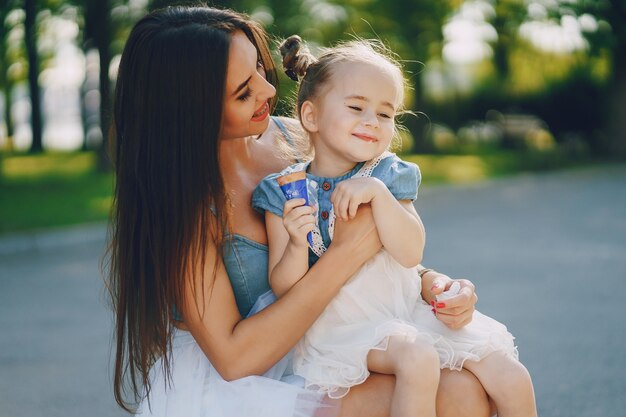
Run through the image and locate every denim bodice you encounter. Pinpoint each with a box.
[172,117,294,320]
[224,117,295,316]
[223,234,270,317]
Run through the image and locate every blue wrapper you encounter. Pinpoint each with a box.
[277,173,314,247]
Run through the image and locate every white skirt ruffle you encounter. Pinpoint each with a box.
[293,250,518,399]
[136,292,338,417]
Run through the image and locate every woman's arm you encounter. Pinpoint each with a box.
[331,177,425,267]
[181,205,381,381]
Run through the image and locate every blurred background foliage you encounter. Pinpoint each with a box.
[1,0,625,233]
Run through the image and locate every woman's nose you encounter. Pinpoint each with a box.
[258,76,276,101]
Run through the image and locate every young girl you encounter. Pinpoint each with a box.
[252,36,537,417]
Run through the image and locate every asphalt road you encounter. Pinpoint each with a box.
[1,164,625,417]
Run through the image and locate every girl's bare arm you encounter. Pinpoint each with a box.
[332,177,425,267]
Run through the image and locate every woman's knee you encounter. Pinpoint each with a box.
[339,373,394,417]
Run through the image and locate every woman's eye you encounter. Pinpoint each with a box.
[237,89,252,101]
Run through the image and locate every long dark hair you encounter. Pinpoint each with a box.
[105,5,277,412]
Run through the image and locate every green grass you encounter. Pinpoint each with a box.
[0,152,113,234]
[0,149,594,235]
[403,149,593,184]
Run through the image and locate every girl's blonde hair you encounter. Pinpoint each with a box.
[278,35,408,161]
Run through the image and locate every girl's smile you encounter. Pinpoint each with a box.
[352,132,379,143]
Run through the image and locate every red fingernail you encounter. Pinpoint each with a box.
[436,302,446,309]
[431,308,436,314]
[430,300,435,307]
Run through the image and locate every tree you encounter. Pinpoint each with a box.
[595,0,626,155]
[24,0,43,153]
[491,0,526,90]
[511,0,626,155]
[0,2,17,150]
[81,0,113,169]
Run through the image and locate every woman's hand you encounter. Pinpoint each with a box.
[332,203,382,266]
[422,271,478,330]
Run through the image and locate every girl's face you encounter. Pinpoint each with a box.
[221,31,276,140]
[304,61,401,169]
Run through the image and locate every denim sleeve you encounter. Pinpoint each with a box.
[370,154,421,201]
[251,173,287,218]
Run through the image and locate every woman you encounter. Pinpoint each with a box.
[107,5,495,417]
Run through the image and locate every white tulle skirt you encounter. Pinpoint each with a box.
[136,292,339,417]
[293,250,519,399]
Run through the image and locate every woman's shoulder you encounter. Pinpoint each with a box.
[273,116,302,131]
[264,116,298,139]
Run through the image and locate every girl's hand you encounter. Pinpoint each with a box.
[422,271,478,330]
[282,198,316,248]
[331,177,386,222]
[332,203,382,265]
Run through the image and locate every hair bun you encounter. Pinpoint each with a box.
[279,35,315,81]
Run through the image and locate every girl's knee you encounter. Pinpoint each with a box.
[507,360,534,391]
[392,339,440,383]
[489,356,534,398]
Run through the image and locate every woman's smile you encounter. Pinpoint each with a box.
[252,101,270,121]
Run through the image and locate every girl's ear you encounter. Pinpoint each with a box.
[300,100,319,133]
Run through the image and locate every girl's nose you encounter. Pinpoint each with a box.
[363,110,379,128]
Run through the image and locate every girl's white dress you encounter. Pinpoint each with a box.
[254,152,519,400]
[136,291,338,417]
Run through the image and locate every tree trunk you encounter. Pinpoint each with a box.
[84,0,112,170]
[603,49,626,156]
[2,79,13,150]
[1,4,14,150]
[96,31,111,170]
[24,0,43,154]
[1,50,14,150]
[602,0,626,156]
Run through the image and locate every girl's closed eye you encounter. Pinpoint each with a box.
[378,112,392,119]
[348,105,362,112]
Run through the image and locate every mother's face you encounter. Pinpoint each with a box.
[221,31,276,140]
